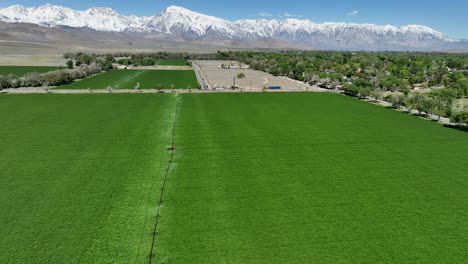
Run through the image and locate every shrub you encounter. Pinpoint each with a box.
[343,84,360,96]
[0,75,8,89]
[23,73,42,87]
[66,60,74,69]
[237,72,246,79]
[450,111,468,125]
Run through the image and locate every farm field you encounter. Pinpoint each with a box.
[0,66,60,77]
[57,70,199,89]
[0,94,177,264]
[154,59,190,66]
[0,93,467,263]
[154,93,468,263]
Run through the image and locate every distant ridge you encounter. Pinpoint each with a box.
[0,4,467,51]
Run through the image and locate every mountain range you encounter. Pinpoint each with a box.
[0,4,467,51]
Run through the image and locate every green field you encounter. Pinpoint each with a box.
[0,66,60,77]
[154,59,190,66]
[57,70,199,89]
[1,93,467,263]
[0,94,175,263]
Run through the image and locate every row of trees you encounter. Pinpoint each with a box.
[63,52,218,67]
[0,63,102,89]
[64,53,114,70]
[220,50,467,125]
[343,83,468,124]
[220,51,467,91]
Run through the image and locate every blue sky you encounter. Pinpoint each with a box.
[2,0,467,39]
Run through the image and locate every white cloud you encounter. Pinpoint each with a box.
[347,10,359,16]
[258,12,273,18]
[280,12,303,18]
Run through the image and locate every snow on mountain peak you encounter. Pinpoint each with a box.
[0,4,453,50]
[0,5,29,22]
[164,5,194,14]
[3,4,27,11]
[145,5,238,38]
[0,4,151,31]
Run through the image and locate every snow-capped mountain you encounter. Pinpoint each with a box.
[0,4,151,32]
[142,6,239,39]
[0,4,464,51]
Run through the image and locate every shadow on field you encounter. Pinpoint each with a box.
[444,124,468,133]
[385,106,398,109]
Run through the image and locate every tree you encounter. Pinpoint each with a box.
[353,78,373,88]
[88,63,102,74]
[0,75,8,89]
[407,93,426,115]
[387,94,407,108]
[66,60,74,69]
[343,84,360,96]
[371,88,383,101]
[420,97,436,118]
[408,93,436,118]
[63,52,74,59]
[70,70,83,80]
[358,87,371,98]
[106,54,114,62]
[461,112,468,125]
[23,73,42,87]
[42,71,72,86]
[141,58,155,66]
[9,77,22,88]
[236,72,246,79]
[102,60,113,71]
[429,89,457,120]
[450,111,468,125]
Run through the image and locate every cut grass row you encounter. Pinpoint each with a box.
[0,66,60,77]
[0,93,467,263]
[57,70,199,90]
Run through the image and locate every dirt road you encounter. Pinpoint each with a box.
[191,61,210,90]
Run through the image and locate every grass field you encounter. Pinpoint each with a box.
[154,59,190,66]
[1,93,467,263]
[0,66,60,77]
[156,93,468,263]
[0,94,176,264]
[57,70,199,89]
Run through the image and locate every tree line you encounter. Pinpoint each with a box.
[218,51,468,125]
[63,52,218,67]
[0,63,102,89]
